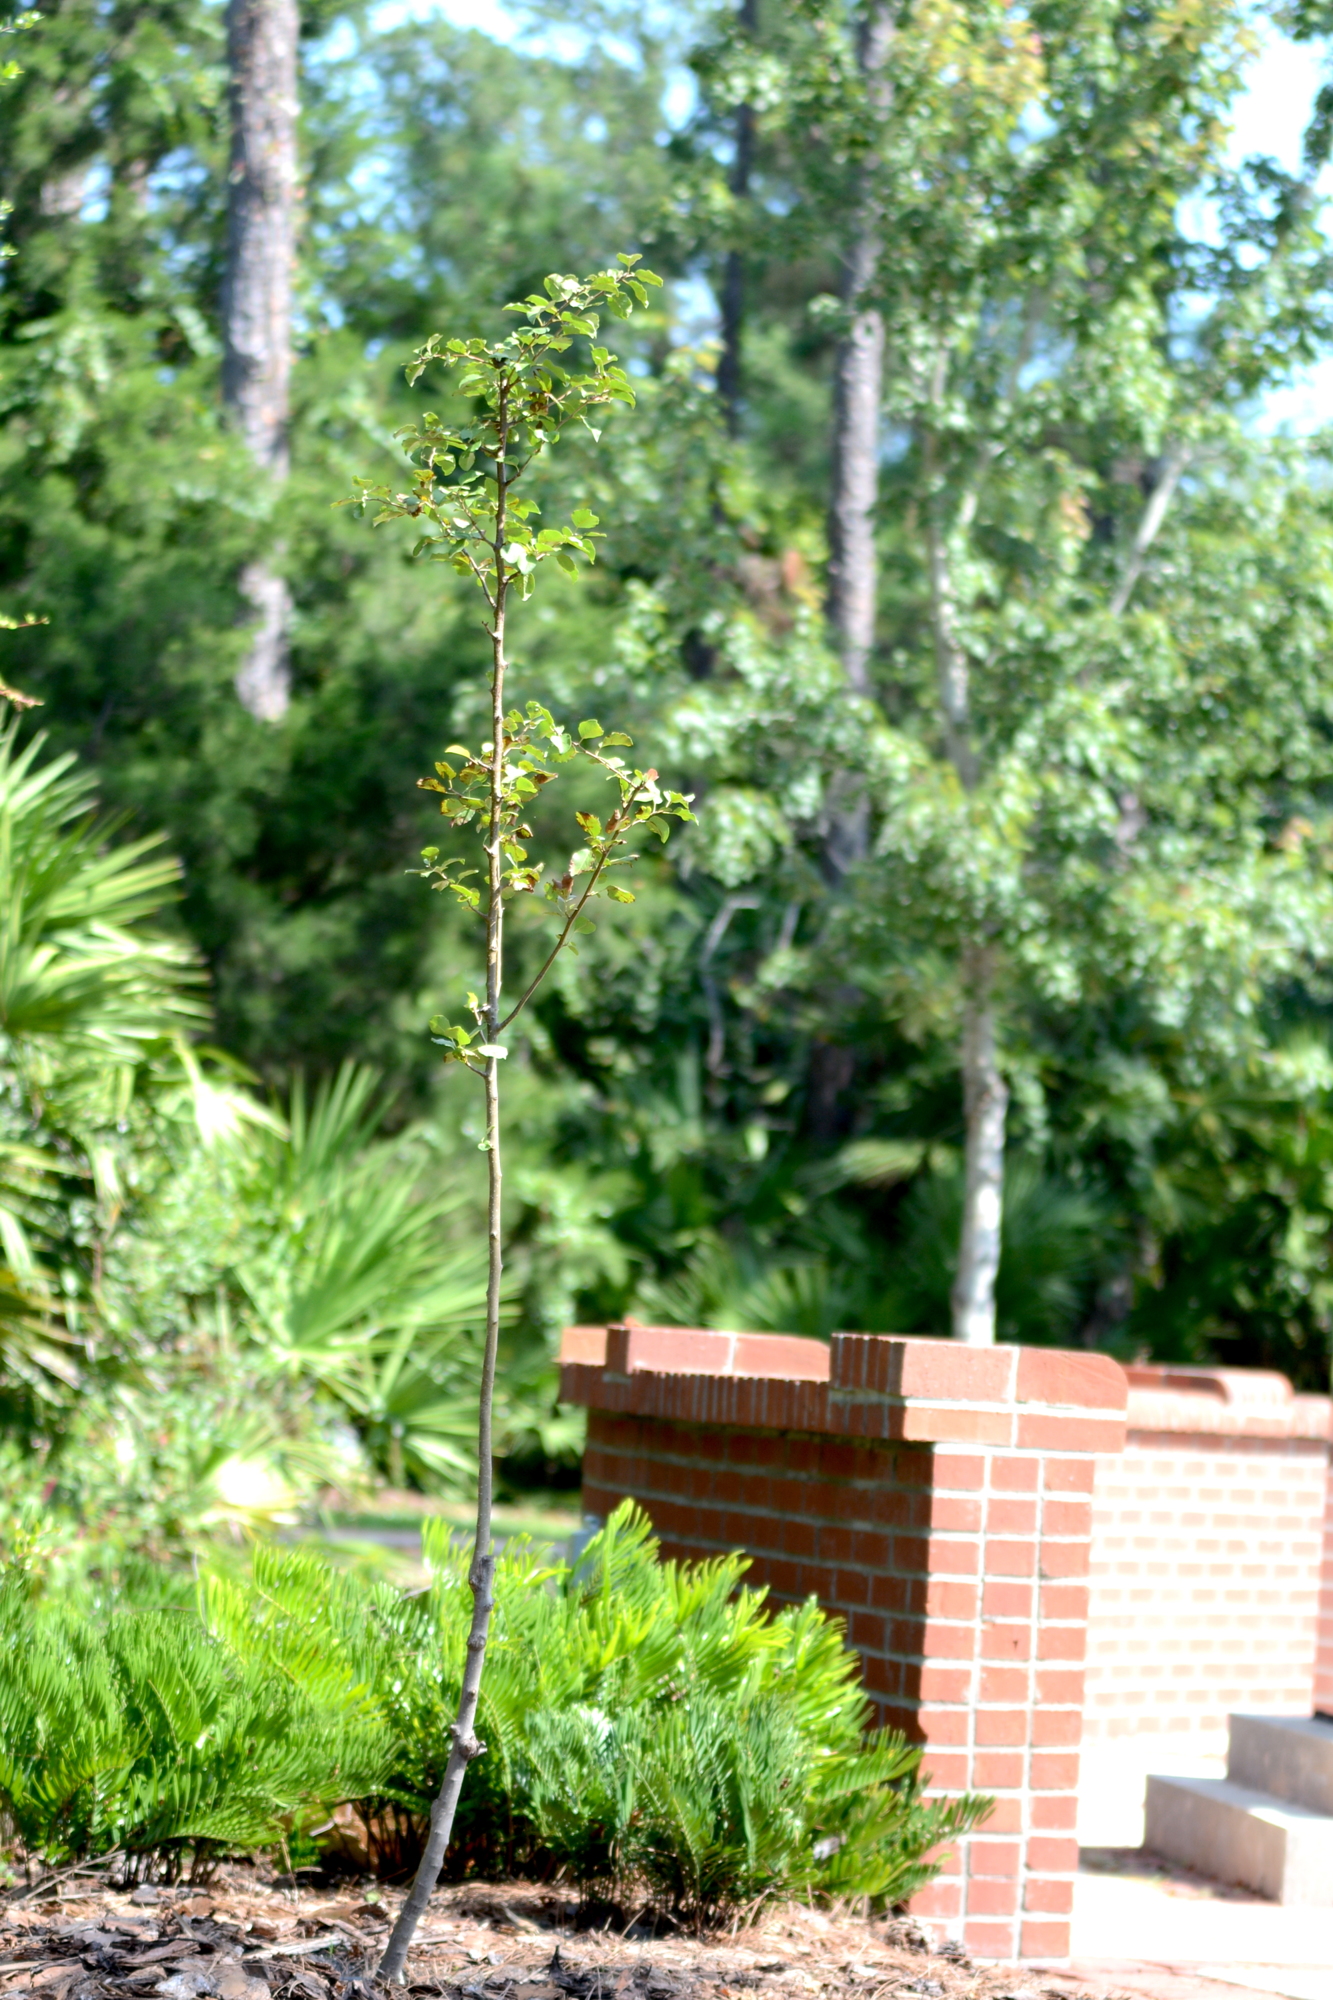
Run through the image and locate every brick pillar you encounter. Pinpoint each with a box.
[1316,1451,1333,1717]
[560,1324,1127,1962]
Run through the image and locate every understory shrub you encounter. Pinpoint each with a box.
[207,1505,991,1924]
[0,1505,989,1921]
[0,1589,387,1879]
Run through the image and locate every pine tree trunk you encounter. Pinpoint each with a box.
[951,946,1007,1346]
[222,0,297,722]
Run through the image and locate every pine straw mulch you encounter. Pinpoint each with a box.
[0,1871,1274,2000]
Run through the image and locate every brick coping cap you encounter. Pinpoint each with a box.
[1123,1363,1331,1441]
[560,1324,1128,1450]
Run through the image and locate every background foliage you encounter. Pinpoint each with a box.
[3,0,1333,1466]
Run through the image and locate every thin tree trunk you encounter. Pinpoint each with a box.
[717,0,758,433]
[378,410,512,1987]
[952,945,1008,1346]
[223,0,297,722]
[924,398,1007,1345]
[825,2,893,700]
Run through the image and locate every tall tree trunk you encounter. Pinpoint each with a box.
[821,3,893,881]
[924,414,1007,1345]
[825,3,893,701]
[952,945,1008,1346]
[223,0,297,723]
[716,0,757,434]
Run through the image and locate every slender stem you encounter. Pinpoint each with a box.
[379,387,511,1987]
[1108,445,1189,619]
[498,778,648,1034]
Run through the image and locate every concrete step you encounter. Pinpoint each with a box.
[1228,1713,1333,1815]
[1145,1773,1333,1905]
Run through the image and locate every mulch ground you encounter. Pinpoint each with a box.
[0,1873,1288,2000]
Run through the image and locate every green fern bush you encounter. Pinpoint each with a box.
[0,1505,988,1919]
[0,1587,388,1880]
[204,1506,990,1924]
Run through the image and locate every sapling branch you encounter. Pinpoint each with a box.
[346,259,693,1984]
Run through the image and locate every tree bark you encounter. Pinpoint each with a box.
[222,0,298,722]
[825,3,894,701]
[924,399,1007,1345]
[716,0,758,434]
[952,945,1008,1346]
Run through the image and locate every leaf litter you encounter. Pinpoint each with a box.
[0,1871,1228,2000]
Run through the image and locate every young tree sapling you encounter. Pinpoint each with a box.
[346,257,692,1980]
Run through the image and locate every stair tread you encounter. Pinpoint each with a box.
[1151,1773,1333,1827]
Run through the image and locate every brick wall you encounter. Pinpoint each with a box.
[1085,1366,1331,1751]
[561,1324,1127,1962]
[1315,1452,1333,1716]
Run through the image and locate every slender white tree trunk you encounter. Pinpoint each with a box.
[223,0,298,722]
[952,946,1008,1345]
[822,4,893,881]
[825,3,893,702]
[924,408,1006,1344]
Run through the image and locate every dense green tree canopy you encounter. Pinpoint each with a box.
[5,0,1333,1414]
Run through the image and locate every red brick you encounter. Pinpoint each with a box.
[1036,1667,1085,1706]
[987,1539,1038,1577]
[1023,1877,1074,1915]
[1020,1919,1071,1958]
[980,1796,1023,1833]
[1037,1540,1091,1579]
[870,1571,917,1613]
[991,1455,1041,1492]
[922,1619,979,1661]
[980,1664,1031,1703]
[963,1922,1019,1958]
[1040,1582,1089,1622]
[1040,1455,1097,1493]
[900,1406,1015,1447]
[918,1751,973,1791]
[975,1708,1028,1747]
[1031,1708,1082,1747]
[920,1535,982,1575]
[1018,1412,1126,1452]
[964,1879,1019,1917]
[1043,1498,1093,1538]
[982,1579,1034,1618]
[919,1664,973,1703]
[968,1839,1021,1876]
[981,1623,1032,1661]
[833,1567,871,1608]
[1031,1794,1078,1831]
[885,1337,1016,1405]
[1026,1836,1079,1873]
[917,1706,970,1746]
[852,1528,894,1569]
[987,1496,1039,1535]
[926,1578,980,1620]
[1037,1623,1086,1661]
[1030,1751,1080,1790]
[1016,1347,1127,1412]
[908,1880,961,1920]
[971,1751,1024,1789]
[931,1453,988,1490]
